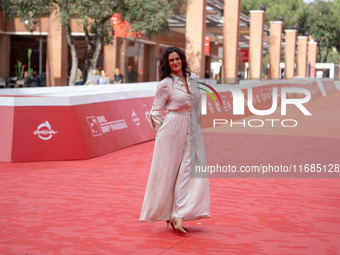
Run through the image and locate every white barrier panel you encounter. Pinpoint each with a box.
[0,83,157,162]
[0,79,337,162]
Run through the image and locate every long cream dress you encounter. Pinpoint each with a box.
[140,72,210,223]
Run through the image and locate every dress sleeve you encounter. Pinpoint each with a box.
[150,82,169,130]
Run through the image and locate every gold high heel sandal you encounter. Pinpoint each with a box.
[166,220,175,230]
[170,217,187,234]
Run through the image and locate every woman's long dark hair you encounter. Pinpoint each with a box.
[159,46,191,80]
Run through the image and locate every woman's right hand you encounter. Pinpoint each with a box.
[154,123,161,132]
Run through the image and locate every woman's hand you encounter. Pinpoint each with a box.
[154,123,161,132]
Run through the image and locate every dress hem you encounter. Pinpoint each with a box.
[139,214,210,223]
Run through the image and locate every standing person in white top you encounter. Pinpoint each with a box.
[99,70,110,84]
[85,68,100,85]
[140,46,210,234]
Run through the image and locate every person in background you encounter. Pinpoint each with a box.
[75,68,83,85]
[0,76,6,88]
[85,68,100,85]
[23,71,31,85]
[204,70,210,79]
[100,70,110,85]
[126,65,137,83]
[114,68,124,84]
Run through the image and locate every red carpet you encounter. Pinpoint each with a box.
[1,140,340,254]
[1,92,340,254]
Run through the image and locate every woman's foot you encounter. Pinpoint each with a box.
[166,220,175,230]
[170,217,187,234]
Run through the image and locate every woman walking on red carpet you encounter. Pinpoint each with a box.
[139,46,210,233]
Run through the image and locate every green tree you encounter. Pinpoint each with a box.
[241,0,305,30]
[300,0,340,63]
[3,0,184,85]
[2,0,52,32]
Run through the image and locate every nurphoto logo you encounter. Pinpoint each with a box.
[200,85,312,128]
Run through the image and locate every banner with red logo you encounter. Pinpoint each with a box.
[0,95,154,162]
[0,80,337,162]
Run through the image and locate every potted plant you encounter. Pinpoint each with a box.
[26,48,33,85]
[15,49,34,87]
[15,60,25,86]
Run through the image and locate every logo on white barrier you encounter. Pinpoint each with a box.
[145,111,151,123]
[34,121,58,140]
[87,116,102,137]
[132,111,140,126]
[87,115,128,137]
